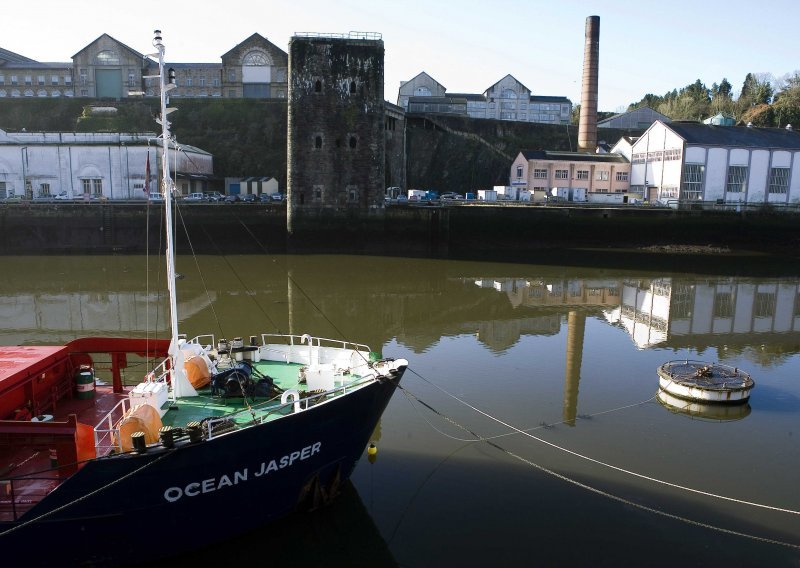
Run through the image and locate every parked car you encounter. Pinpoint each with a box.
[184,192,205,202]
[270,193,284,201]
[54,192,71,200]
[148,193,165,202]
[241,194,256,203]
[224,194,240,203]
[259,193,272,203]
[204,191,224,202]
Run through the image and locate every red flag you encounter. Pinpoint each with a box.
[144,151,151,196]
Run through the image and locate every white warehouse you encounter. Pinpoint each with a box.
[0,128,213,200]
[630,120,800,205]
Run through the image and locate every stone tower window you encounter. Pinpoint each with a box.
[315,136,322,149]
[314,80,322,93]
[350,81,356,94]
[349,136,357,149]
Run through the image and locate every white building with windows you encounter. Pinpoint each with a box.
[398,72,571,125]
[630,120,800,204]
[0,128,213,200]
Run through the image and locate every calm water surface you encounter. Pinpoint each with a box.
[3,255,799,567]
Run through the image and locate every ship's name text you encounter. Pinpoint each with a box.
[163,441,322,503]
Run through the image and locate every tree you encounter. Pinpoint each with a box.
[773,73,800,127]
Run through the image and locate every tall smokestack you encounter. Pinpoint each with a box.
[577,15,600,153]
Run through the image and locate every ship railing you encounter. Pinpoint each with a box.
[0,472,61,522]
[201,376,373,441]
[258,333,371,367]
[93,397,133,455]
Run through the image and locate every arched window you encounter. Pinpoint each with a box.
[315,136,322,149]
[95,50,120,65]
[349,136,357,149]
[350,81,356,94]
[243,51,271,66]
[501,88,518,99]
[314,80,322,93]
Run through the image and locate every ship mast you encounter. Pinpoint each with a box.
[151,30,196,398]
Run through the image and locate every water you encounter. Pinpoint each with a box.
[3,255,799,566]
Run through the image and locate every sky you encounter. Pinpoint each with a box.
[4,0,799,112]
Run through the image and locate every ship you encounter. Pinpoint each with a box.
[0,30,407,565]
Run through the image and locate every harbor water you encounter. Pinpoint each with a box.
[2,254,799,566]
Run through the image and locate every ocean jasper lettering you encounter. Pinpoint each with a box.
[163,468,248,503]
[163,442,322,502]
[255,441,322,477]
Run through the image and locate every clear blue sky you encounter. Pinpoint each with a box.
[4,0,798,112]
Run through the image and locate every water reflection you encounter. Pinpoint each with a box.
[656,389,752,421]
[3,256,799,565]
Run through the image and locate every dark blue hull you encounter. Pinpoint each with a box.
[1,375,401,566]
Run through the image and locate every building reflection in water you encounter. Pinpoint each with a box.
[474,275,800,423]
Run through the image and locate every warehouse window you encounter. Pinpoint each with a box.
[681,164,704,200]
[768,167,789,194]
[726,165,748,193]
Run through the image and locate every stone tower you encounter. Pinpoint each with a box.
[287,33,385,236]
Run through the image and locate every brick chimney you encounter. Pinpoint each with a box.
[577,16,600,153]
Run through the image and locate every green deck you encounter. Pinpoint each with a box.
[160,360,306,428]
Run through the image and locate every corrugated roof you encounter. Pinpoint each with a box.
[666,121,800,149]
[520,150,629,163]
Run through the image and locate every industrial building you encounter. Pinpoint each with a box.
[630,120,800,204]
[0,126,213,200]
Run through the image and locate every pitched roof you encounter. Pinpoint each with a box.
[221,33,287,59]
[0,47,38,65]
[401,71,445,91]
[597,106,669,126]
[665,121,800,149]
[484,74,531,95]
[520,150,629,163]
[72,33,146,60]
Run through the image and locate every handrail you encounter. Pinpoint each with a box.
[93,397,132,455]
[259,333,370,353]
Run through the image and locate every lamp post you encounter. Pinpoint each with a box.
[20,146,28,199]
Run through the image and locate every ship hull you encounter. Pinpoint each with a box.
[1,373,401,566]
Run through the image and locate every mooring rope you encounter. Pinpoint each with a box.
[0,451,172,537]
[404,367,800,519]
[396,380,800,550]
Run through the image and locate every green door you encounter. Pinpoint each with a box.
[96,69,122,99]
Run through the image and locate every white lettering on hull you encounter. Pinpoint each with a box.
[163,441,322,503]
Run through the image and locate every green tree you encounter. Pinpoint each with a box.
[773,73,800,127]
